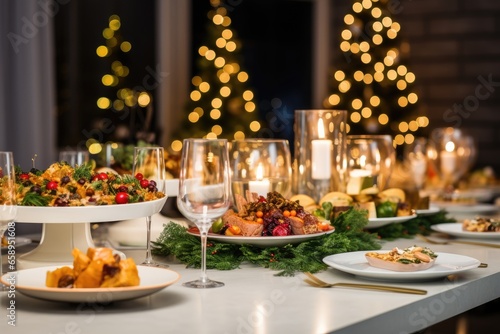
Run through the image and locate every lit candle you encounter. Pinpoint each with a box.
[311,118,332,180]
[440,141,456,175]
[249,163,270,197]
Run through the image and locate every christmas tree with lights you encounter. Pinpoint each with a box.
[324,0,428,148]
[170,1,261,152]
[94,15,154,149]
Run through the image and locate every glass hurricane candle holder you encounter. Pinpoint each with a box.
[293,109,347,202]
[230,139,292,205]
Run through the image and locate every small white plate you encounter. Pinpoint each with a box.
[431,223,500,240]
[366,214,417,229]
[323,251,481,282]
[416,206,441,216]
[0,266,181,303]
[1,237,32,250]
[187,228,335,247]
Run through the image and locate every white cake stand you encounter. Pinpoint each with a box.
[15,197,167,269]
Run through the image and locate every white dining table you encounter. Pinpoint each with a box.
[1,235,500,334]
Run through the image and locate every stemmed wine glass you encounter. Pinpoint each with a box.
[0,152,17,288]
[429,127,476,189]
[230,139,292,205]
[132,146,166,267]
[345,135,395,194]
[177,139,231,288]
[403,137,434,191]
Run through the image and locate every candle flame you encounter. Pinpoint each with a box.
[256,163,264,180]
[445,141,455,152]
[317,118,325,139]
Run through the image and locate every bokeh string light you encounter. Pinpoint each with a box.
[170,1,261,153]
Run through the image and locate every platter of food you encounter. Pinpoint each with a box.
[16,197,168,223]
[366,214,417,229]
[1,246,181,303]
[323,250,481,282]
[187,227,334,247]
[431,221,500,240]
[1,266,180,303]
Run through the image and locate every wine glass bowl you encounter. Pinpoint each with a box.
[132,146,166,267]
[429,127,476,188]
[230,139,292,206]
[345,135,395,195]
[177,139,231,288]
[403,137,435,190]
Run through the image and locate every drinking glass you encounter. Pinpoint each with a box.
[132,146,166,266]
[230,139,291,207]
[0,152,17,287]
[59,150,89,166]
[177,139,231,288]
[403,137,435,191]
[429,127,476,188]
[345,135,395,195]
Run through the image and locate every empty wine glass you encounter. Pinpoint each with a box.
[429,127,476,188]
[403,137,435,191]
[345,135,395,194]
[0,152,17,289]
[230,139,292,206]
[132,146,166,267]
[59,149,89,166]
[177,139,231,288]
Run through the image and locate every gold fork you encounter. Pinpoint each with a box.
[416,234,500,250]
[303,272,427,295]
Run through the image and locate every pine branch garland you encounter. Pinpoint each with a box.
[152,208,451,276]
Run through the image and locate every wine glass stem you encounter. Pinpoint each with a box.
[200,231,208,283]
[143,215,154,264]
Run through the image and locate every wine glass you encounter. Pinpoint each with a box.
[230,139,292,207]
[132,146,166,267]
[59,149,89,166]
[177,139,231,288]
[403,137,435,191]
[0,152,17,288]
[345,135,395,194]
[429,127,476,189]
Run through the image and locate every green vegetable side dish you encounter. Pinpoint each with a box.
[211,218,224,234]
[376,201,397,218]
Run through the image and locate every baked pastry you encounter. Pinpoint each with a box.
[46,247,140,288]
[463,218,500,232]
[365,246,437,272]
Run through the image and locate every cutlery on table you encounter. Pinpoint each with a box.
[303,272,427,295]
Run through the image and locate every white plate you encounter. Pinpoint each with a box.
[15,197,168,223]
[431,223,500,240]
[187,228,335,247]
[1,237,31,250]
[366,214,417,229]
[0,266,181,303]
[416,206,441,216]
[323,251,481,282]
[432,203,499,214]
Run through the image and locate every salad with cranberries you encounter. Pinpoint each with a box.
[15,162,164,206]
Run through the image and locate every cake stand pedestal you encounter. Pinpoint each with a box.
[15,197,167,269]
